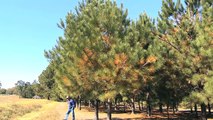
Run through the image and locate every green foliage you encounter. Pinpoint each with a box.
[15,80,35,98]
[42,0,213,116]
[157,0,213,107]
[0,88,6,94]
[6,87,17,95]
[38,64,64,101]
[45,0,130,101]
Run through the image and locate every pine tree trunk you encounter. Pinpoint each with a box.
[158,99,163,113]
[107,100,112,120]
[146,92,151,116]
[194,104,198,117]
[131,98,135,114]
[141,101,143,111]
[147,104,151,116]
[201,104,204,114]
[47,94,50,100]
[167,103,169,120]
[159,102,163,113]
[201,103,207,120]
[208,102,211,115]
[172,101,175,114]
[95,99,99,120]
[89,100,91,108]
[138,101,142,111]
[79,99,82,110]
[202,104,204,113]
[201,103,207,114]
[123,101,126,113]
[114,98,118,111]
[175,103,178,112]
[78,96,81,110]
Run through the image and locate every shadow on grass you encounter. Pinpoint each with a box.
[80,106,213,120]
[113,111,213,120]
[83,112,213,120]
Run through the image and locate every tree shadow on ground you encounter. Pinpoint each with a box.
[81,106,213,120]
[112,111,213,120]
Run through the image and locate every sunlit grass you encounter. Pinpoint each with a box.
[15,102,59,120]
[0,95,56,120]
[0,102,42,120]
[0,95,152,120]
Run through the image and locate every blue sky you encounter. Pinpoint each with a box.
[0,0,162,89]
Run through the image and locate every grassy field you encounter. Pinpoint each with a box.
[0,95,60,120]
[0,95,145,120]
[1,95,212,120]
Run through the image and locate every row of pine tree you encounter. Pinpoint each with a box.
[39,0,213,119]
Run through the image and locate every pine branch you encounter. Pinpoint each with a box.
[158,35,182,54]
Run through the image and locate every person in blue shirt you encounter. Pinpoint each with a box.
[64,96,76,120]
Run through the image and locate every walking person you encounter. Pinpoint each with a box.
[64,96,76,120]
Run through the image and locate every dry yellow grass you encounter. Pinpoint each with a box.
[2,95,211,120]
[0,95,156,120]
[15,102,59,120]
[0,95,146,120]
[0,95,51,120]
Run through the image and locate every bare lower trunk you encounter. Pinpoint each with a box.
[107,100,112,120]
[78,96,81,110]
[175,102,178,112]
[159,102,163,113]
[114,99,119,111]
[123,101,126,112]
[167,103,169,120]
[138,101,141,111]
[194,104,198,117]
[146,92,151,116]
[147,104,151,116]
[131,98,135,114]
[95,99,99,120]
[47,94,50,100]
[89,100,91,108]
[201,103,207,120]
[79,100,82,110]
[172,101,175,115]
[208,102,211,115]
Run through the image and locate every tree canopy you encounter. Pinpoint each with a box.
[43,0,213,119]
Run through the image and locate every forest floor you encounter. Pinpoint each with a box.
[0,95,213,120]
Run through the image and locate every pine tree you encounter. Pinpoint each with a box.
[157,0,213,118]
[38,63,64,100]
[45,0,130,119]
[43,0,213,118]
[45,0,163,118]
[117,13,162,115]
[189,0,213,116]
